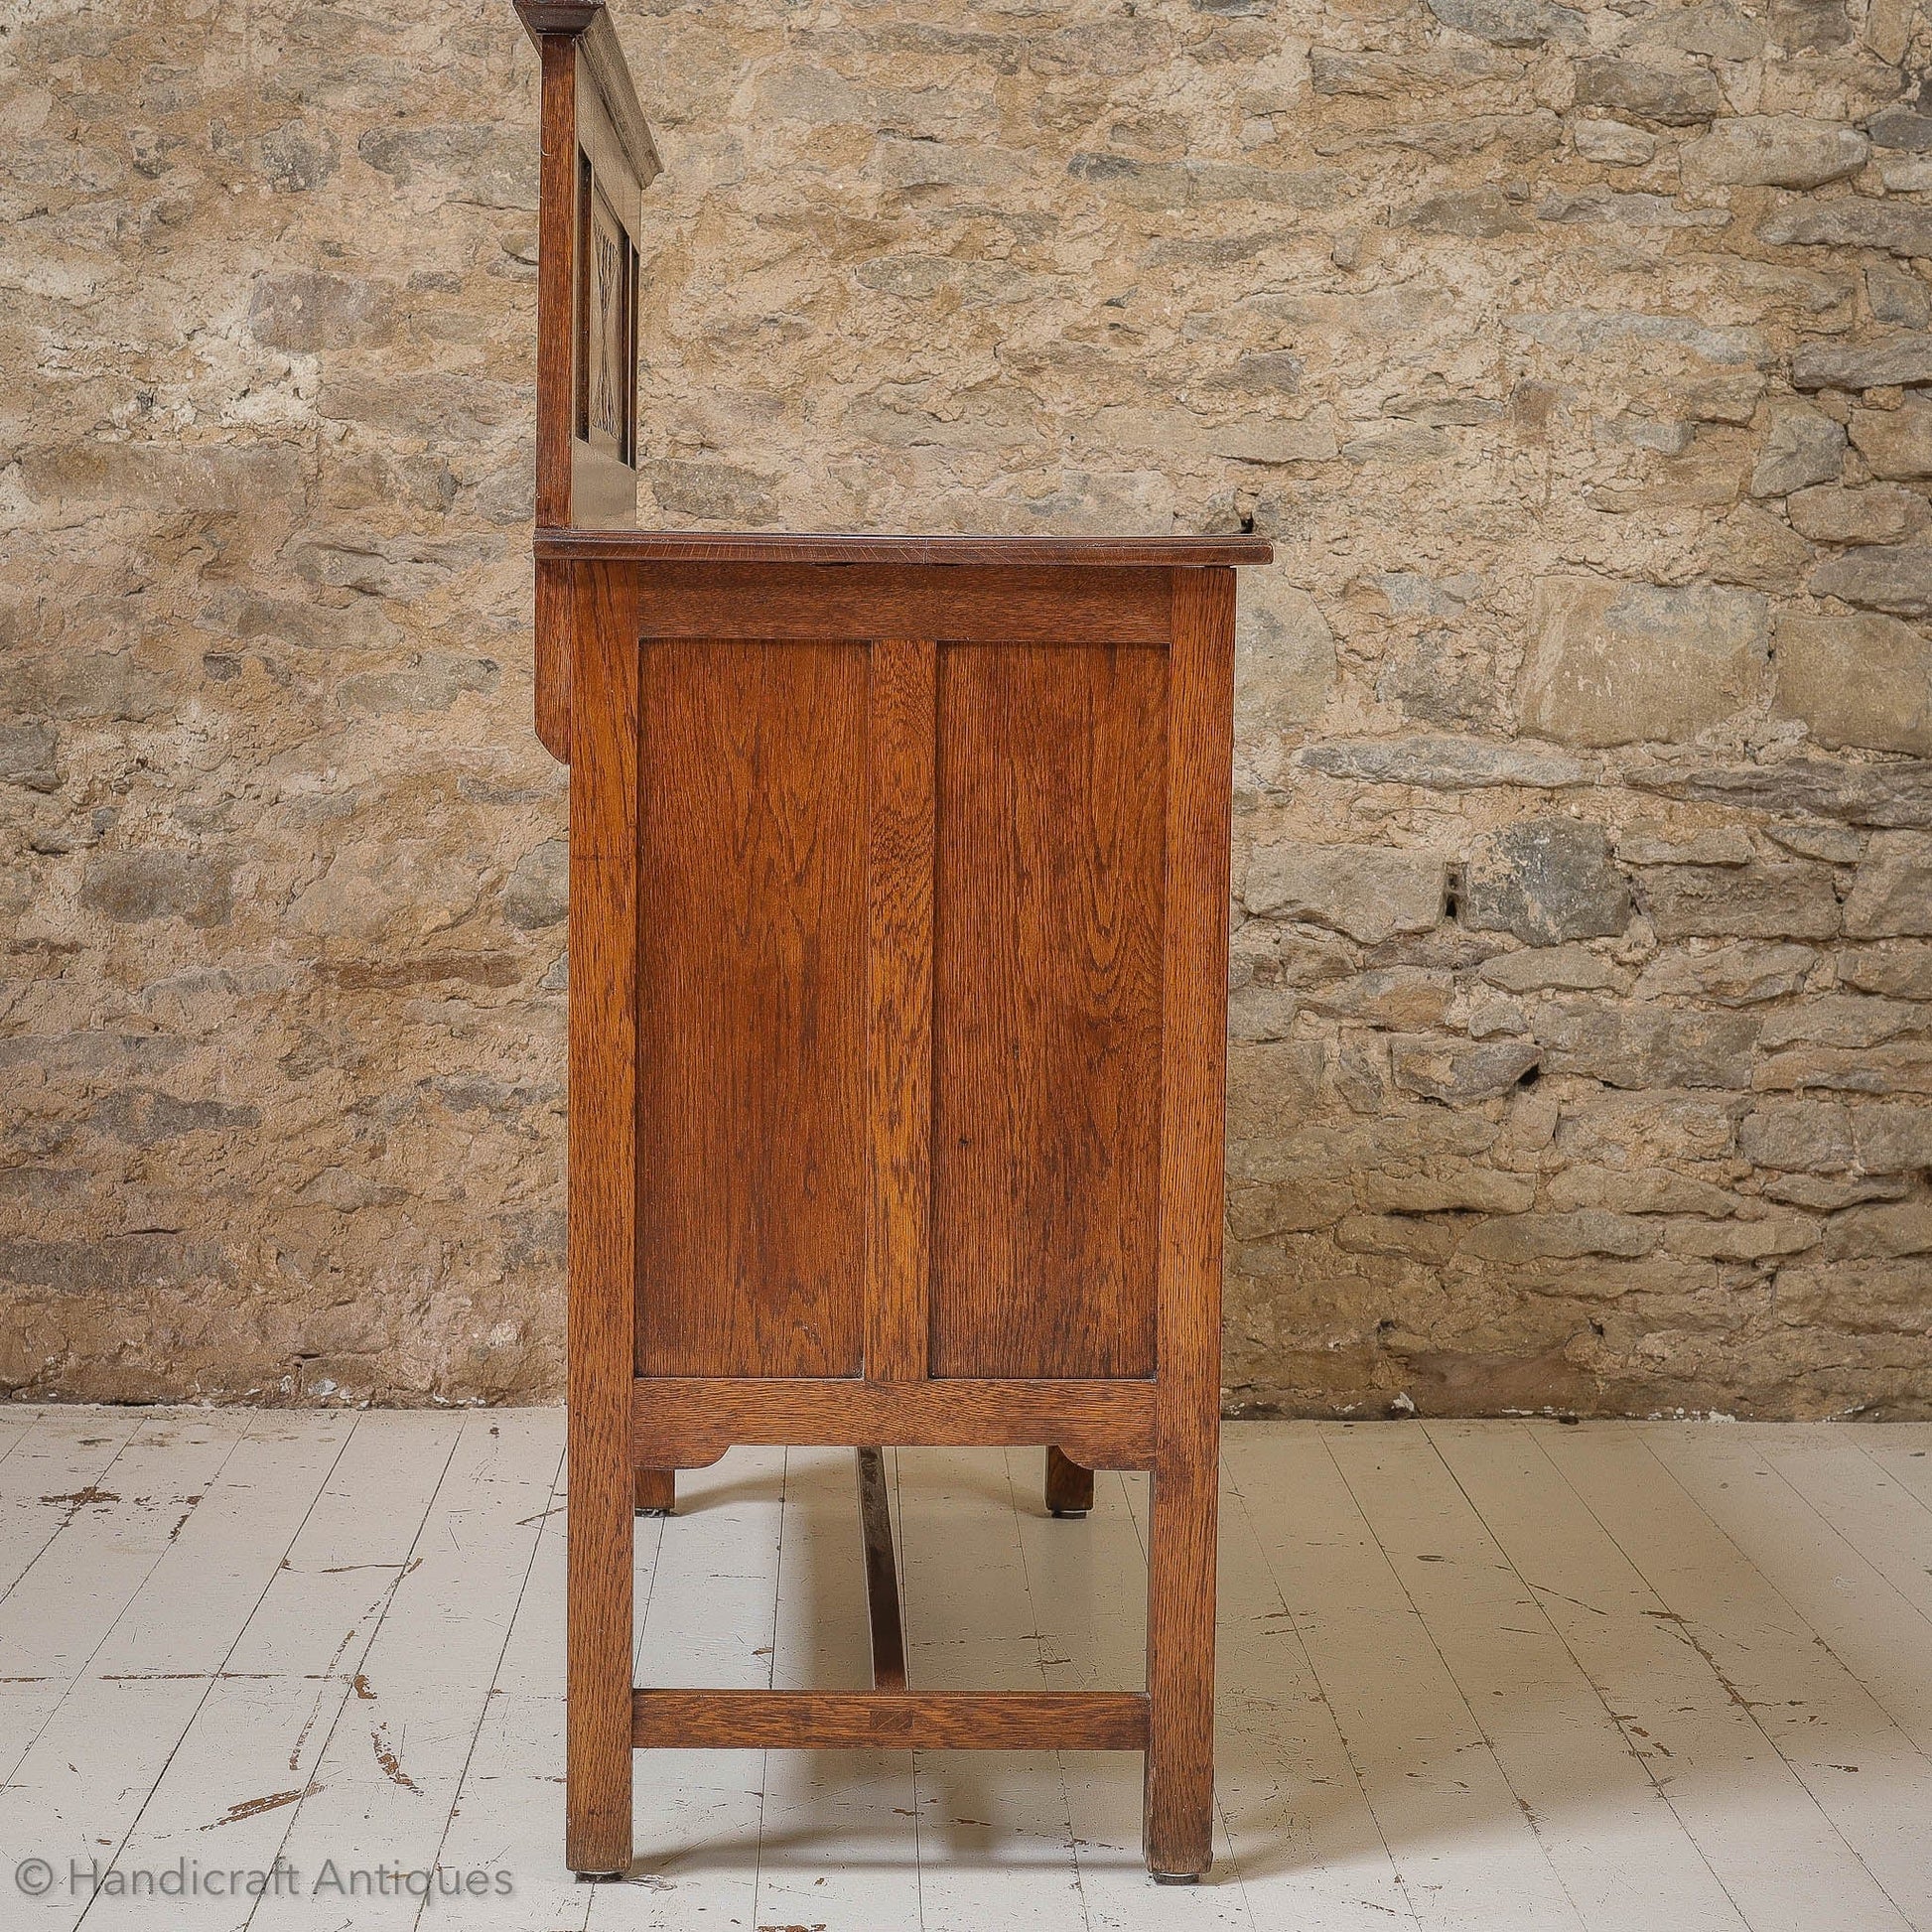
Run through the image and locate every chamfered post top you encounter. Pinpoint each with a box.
[514,0,660,188]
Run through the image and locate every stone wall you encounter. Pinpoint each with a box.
[2,0,1928,1415]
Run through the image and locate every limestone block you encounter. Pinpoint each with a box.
[1810,546,1932,619]
[503,839,568,931]
[1228,982,1301,1041]
[1843,832,1932,937]
[1867,266,1932,330]
[1461,819,1632,944]
[1244,843,1447,943]
[1307,968,1456,1030]
[1235,576,1336,734]
[1635,941,1819,1003]
[1298,736,1592,789]
[1389,1035,1543,1102]
[1851,396,1932,480]
[1363,1168,1538,1213]
[1840,942,1932,997]
[1760,994,1927,1048]
[1737,1098,1856,1170]
[1457,1209,1660,1260]
[1792,333,1932,391]
[1682,117,1868,191]
[1774,615,1932,755]
[80,853,233,928]
[1425,0,1586,44]
[1479,942,1624,993]
[1532,1000,1762,1087]
[1616,823,1754,866]
[1819,1201,1932,1261]
[1572,57,1721,126]
[1749,406,1845,496]
[1785,484,1923,545]
[0,722,59,792]
[1572,119,1656,165]
[1663,1215,1819,1260]
[1548,1165,1744,1216]
[1761,203,1932,258]
[1754,1043,1932,1092]
[1641,861,1842,940]
[1520,578,1767,747]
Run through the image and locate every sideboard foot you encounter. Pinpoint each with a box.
[1044,1446,1095,1518]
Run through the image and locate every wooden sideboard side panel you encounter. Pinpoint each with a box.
[633,639,870,1379]
[865,638,936,1383]
[928,640,1169,1381]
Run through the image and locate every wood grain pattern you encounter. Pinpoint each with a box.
[626,563,1173,646]
[930,641,1169,1381]
[634,640,869,1380]
[866,639,935,1383]
[855,1448,906,1692]
[631,1377,1156,1471]
[633,1466,673,1516]
[537,531,1273,567]
[565,563,638,1877]
[632,1690,1150,1751]
[532,35,577,533]
[1045,1446,1095,1518]
[1143,566,1235,1883]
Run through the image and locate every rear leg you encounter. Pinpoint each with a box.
[1045,1446,1094,1518]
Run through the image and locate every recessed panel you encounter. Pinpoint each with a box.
[634,640,868,1378]
[929,642,1168,1380]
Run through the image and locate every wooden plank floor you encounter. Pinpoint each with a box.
[0,1414,1926,1930]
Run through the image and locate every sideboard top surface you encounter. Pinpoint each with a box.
[533,529,1275,568]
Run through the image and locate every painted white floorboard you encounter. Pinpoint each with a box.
[418,1435,586,1932]
[897,1446,1085,1932]
[1642,1426,1932,1754]
[76,1412,463,1932]
[1339,1425,1748,1932]
[1214,1462,1424,1931]
[0,1409,147,1605]
[0,1415,350,1929]
[1015,1453,1251,1932]
[1231,1429,1588,1932]
[1439,1421,1911,1932]
[746,1446,923,1932]
[0,1411,260,1825]
[245,1411,563,1932]
[1539,1423,1926,1929]
[3,1413,1931,1932]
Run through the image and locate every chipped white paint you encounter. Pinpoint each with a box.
[0,1413,1926,1930]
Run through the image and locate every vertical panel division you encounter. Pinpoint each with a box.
[634,640,869,1379]
[929,639,1169,1380]
[1143,566,1235,1880]
[866,639,936,1384]
[565,562,638,1874]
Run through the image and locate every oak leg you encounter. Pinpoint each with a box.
[1143,1460,1216,1881]
[1044,1446,1095,1518]
[565,559,640,1880]
[634,1466,675,1516]
[567,1411,634,1875]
